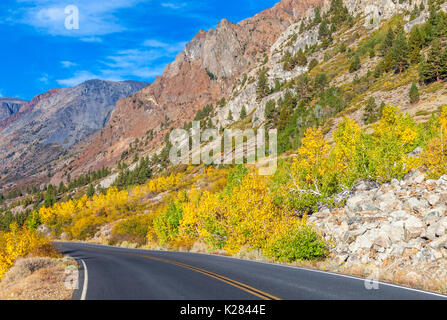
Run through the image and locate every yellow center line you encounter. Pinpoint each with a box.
[63,244,281,300]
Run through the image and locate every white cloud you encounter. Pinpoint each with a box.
[39,73,49,83]
[161,2,187,10]
[56,71,121,86]
[57,38,186,87]
[80,36,103,43]
[61,60,77,68]
[142,39,168,48]
[14,0,148,37]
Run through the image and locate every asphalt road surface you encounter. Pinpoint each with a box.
[54,242,447,300]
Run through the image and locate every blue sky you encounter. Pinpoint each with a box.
[0,0,279,100]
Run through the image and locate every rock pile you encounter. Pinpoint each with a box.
[309,171,447,277]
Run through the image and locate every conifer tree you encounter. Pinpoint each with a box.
[349,54,361,73]
[295,49,308,66]
[409,82,420,104]
[363,97,378,124]
[419,39,442,83]
[408,26,423,63]
[256,69,270,100]
[391,29,409,73]
[86,184,95,197]
[380,27,395,56]
[240,106,247,119]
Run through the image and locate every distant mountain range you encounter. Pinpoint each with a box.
[0,80,149,186]
[0,97,26,122]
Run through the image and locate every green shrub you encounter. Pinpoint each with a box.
[112,214,154,245]
[265,225,328,262]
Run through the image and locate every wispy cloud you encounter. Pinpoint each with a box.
[13,0,148,37]
[57,40,186,86]
[56,71,111,86]
[38,73,49,83]
[161,2,187,10]
[142,39,169,48]
[61,60,77,68]
[80,36,103,43]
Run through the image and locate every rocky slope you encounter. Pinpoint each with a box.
[0,80,148,187]
[308,170,447,289]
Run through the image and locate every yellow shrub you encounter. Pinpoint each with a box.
[0,223,52,279]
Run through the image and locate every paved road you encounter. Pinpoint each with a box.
[55,242,447,300]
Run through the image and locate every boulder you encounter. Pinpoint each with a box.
[427,193,441,206]
[373,232,392,248]
[430,235,447,249]
[404,216,424,239]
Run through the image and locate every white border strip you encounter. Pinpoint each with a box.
[80,259,88,301]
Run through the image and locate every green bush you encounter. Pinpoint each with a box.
[112,214,153,245]
[265,225,328,262]
[154,200,183,245]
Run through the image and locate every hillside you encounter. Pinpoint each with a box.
[2,0,447,296]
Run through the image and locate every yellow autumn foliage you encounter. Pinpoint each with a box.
[422,106,447,179]
[0,224,52,279]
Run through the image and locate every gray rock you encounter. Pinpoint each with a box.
[404,216,424,239]
[430,235,447,249]
[409,146,423,158]
[427,194,441,206]
[346,194,367,212]
[423,210,440,226]
[374,232,392,248]
[414,173,425,184]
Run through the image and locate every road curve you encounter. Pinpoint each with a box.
[54,242,447,300]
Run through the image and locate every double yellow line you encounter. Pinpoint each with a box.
[135,254,280,300]
[67,244,281,300]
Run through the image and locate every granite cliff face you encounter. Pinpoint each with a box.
[0,80,148,186]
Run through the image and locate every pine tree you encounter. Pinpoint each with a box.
[282,50,293,71]
[58,181,66,194]
[318,19,330,39]
[440,49,447,80]
[363,97,378,124]
[380,27,395,56]
[87,184,95,197]
[240,106,247,119]
[349,54,361,73]
[408,26,423,63]
[391,29,409,73]
[256,69,270,100]
[313,7,322,25]
[264,100,277,121]
[295,49,308,66]
[299,20,306,34]
[277,105,291,131]
[227,110,233,121]
[409,82,420,104]
[420,39,442,84]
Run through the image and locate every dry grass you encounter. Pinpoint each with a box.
[0,256,77,300]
